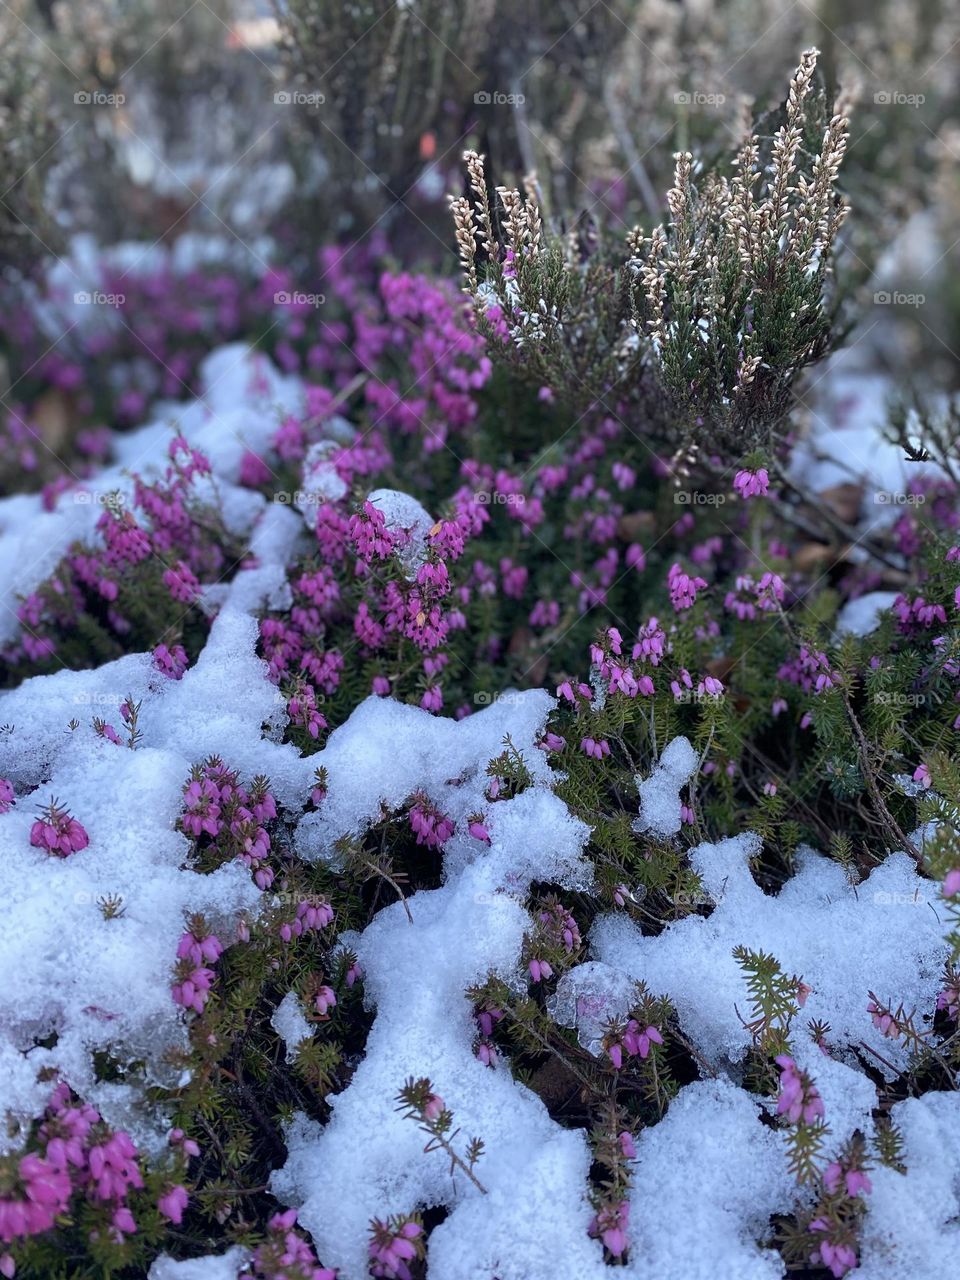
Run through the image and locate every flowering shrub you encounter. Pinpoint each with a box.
[1,35,960,1280]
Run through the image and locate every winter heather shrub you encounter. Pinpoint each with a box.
[452,49,851,461]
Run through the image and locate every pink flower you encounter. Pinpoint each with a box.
[153,643,188,679]
[422,1094,445,1122]
[314,986,337,1017]
[0,780,13,814]
[528,958,554,983]
[734,467,770,499]
[468,819,490,843]
[943,869,960,897]
[162,561,201,604]
[29,800,89,857]
[775,1055,825,1125]
[581,736,611,760]
[867,998,900,1038]
[589,1199,630,1257]
[369,1217,423,1280]
[157,1184,189,1225]
[667,562,707,611]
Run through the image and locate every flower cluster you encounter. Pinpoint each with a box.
[177,759,277,889]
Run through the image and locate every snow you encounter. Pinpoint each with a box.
[148,1246,250,1280]
[592,835,946,1083]
[271,991,313,1063]
[0,609,306,1146]
[835,591,899,638]
[274,690,601,1280]
[859,1091,960,1280]
[366,488,434,578]
[632,735,698,838]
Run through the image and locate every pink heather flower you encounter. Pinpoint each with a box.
[943,869,960,897]
[609,665,639,697]
[625,542,646,571]
[422,1094,445,1122]
[171,967,215,1015]
[775,1055,825,1125]
[699,675,724,697]
[314,986,337,1017]
[372,675,391,696]
[409,795,454,848]
[30,801,89,857]
[468,819,490,843]
[588,1199,630,1257]
[763,781,778,796]
[420,685,443,713]
[477,1041,496,1067]
[912,763,931,789]
[809,1221,859,1279]
[618,1130,637,1159]
[623,1020,663,1059]
[538,731,566,753]
[152,643,188,679]
[937,977,960,1021]
[162,561,201,604]
[867,998,900,1038]
[667,562,708,611]
[111,1206,137,1240]
[180,778,222,838]
[158,1185,189,1225]
[528,958,554,983]
[88,1132,143,1200]
[632,617,666,665]
[177,930,223,966]
[168,1128,201,1159]
[369,1218,423,1280]
[734,467,770,499]
[0,779,13,813]
[581,737,611,760]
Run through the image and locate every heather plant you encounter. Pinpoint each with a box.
[452,49,851,462]
[4,13,960,1279]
